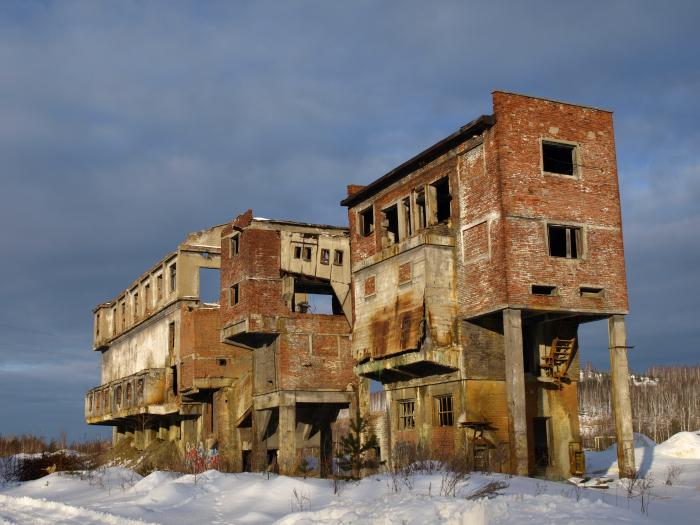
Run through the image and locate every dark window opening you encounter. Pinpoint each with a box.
[398,399,415,430]
[157,274,163,299]
[531,284,557,296]
[359,206,374,237]
[126,382,132,403]
[320,248,330,265]
[431,177,452,223]
[548,225,581,259]
[533,417,550,469]
[294,246,302,259]
[171,366,178,396]
[382,204,399,245]
[115,385,122,408]
[133,293,139,320]
[217,358,227,366]
[121,302,126,330]
[401,197,412,237]
[302,247,312,261]
[95,313,100,337]
[144,284,151,313]
[542,141,575,176]
[137,378,144,399]
[580,286,604,297]
[169,264,177,293]
[415,190,427,230]
[230,234,240,257]
[111,308,117,335]
[199,268,220,304]
[230,283,240,306]
[435,395,454,427]
[292,278,342,315]
[168,321,175,352]
[333,250,344,266]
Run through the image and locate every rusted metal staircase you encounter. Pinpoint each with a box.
[538,337,576,386]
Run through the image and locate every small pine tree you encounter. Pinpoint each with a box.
[336,414,378,479]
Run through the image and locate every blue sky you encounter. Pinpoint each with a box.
[0,0,698,439]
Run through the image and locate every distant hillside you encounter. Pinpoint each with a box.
[578,364,700,448]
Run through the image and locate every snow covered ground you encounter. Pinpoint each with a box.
[1,431,699,524]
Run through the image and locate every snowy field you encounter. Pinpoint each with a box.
[1,431,699,524]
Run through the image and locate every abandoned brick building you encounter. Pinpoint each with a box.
[87,91,635,479]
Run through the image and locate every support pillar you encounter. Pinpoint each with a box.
[252,408,272,471]
[608,315,636,478]
[144,427,157,448]
[278,402,297,475]
[503,308,529,476]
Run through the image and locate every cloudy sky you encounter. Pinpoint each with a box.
[0,1,698,439]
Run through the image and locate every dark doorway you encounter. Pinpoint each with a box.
[533,417,550,474]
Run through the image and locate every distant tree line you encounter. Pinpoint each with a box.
[0,432,108,457]
[578,364,700,447]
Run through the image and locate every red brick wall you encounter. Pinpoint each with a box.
[492,91,628,314]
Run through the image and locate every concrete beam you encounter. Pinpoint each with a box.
[503,308,528,476]
[608,315,636,478]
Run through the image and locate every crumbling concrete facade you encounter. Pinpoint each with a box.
[342,91,633,478]
[87,91,634,479]
[86,225,251,460]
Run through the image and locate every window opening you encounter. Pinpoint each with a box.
[133,293,139,320]
[169,264,177,293]
[199,268,220,304]
[548,225,581,259]
[302,247,312,261]
[217,358,227,366]
[292,278,341,315]
[382,204,399,246]
[156,274,163,299]
[170,366,178,396]
[580,286,604,297]
[415,189,427,230]
[542,141,576,176]
[126,382,132,404]
[111,308,117,335]
[294,246,302,259]
[435,395,454,426]
[95,313,100,337]
[333,250,344,266]
[431,177,452,223]
[115,385,122,408]
[531,285,557,296]
[398,399,415,430]
[401,197,412,237]
[144,283,151,313]
[230,234,240,257]
[230,283,240,306]
[359,206,374,237]
[320,248,330,265]
[168,322,175,352]
[121,302,126,330]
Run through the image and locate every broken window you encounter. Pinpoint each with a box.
[302,247,312,261]
[230,233,240,257]
[320,248,330,265]
[199,268,220,304]
[580,286,604,297]
[531,284,557,296]
[435,395,454,427]
[429,177,452,224]
[217,358,227,366]
[359,206,374,237]
[401,197,412,238]
[415,189,427,230]
[382,204,399,246]
[168,322,175,352]
[333,250,344,266]
[169,263,177,293]
[156,274,163,300]
[398,399,415,430]
[230,283,240,306]
[144,283,151,313]
[294,246,302,259]
[548,225,581,259]
[542,141,576,176]
[133,292,139,320]
[292,278,342,315]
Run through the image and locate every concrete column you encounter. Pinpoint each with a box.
[181,418,197,451]
[608,315,636,478]
[252,409,272,471]
[503,308,529,476]
[144,427,157,448]
[278,403,297,475]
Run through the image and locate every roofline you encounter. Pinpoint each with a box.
[492,90,613,113]
[340,114,495,208]
[251,218,348,232]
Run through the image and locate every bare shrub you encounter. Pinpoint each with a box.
[290,487,311,512]
[665,464,683,486]
[465,480,509,500]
